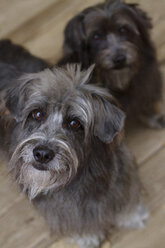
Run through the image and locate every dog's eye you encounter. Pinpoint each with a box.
[93,33,101,40]
[119,26,128,35]
[68,119,82,130]
[32,109,44,121]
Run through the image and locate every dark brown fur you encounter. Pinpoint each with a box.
[59,0,165,128]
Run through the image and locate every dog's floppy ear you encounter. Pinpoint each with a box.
[63,13,86,54]
[94,97,125,144]
[5,86,20,121]
[4,77,33,122]
[0,63,23,121]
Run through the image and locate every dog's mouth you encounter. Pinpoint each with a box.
[112,63,127,70]
[32,163,49,171]
[103,63,128,71]
[31,161,69,172]
[98,57,128,71]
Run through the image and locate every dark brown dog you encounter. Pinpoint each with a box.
[59,0,165,128]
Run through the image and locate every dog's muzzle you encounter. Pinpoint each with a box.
[33,145,55,171]
[112,54,126,70]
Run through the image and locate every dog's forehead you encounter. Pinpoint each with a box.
[84,8,108,35]
[24,66,93,102]
[29,70,76,98]
[22,66,98,119]
[84,5,138,36]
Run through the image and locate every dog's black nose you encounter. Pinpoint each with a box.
[33,146,55,164]
[113,55,126,68]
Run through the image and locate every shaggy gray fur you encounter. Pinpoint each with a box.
[0,64,147,248]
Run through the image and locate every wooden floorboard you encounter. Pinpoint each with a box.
[0,0,165,248]
[0,164,22,216]
[0,0,57,38]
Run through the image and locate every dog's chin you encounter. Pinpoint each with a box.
[19,163,74,200]
[112,64,128,71]
[8,134,79,199]
[99,62,129,71]
[97,62,137,91]
[9,158,75,200]
[32,162,49,171]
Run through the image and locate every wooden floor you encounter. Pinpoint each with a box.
[0,0,165,248]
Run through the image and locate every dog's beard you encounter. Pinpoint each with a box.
[9,133,78,200]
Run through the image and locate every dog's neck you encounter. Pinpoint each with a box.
[93,66,137,93]
[58,139,122,197]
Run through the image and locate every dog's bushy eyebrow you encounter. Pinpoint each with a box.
[113,17,139,35]
[127,4,152,29]
[103,1,152,31]
[20,64,94,89]
[69,94,93,126]
[108,2,152,30]
[22,96,48,113]
[4,64,95,119]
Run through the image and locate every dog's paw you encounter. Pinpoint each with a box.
[69,234,104,248]
[154,114,165,128]
[116,204,149,229]
[140,114,165,129]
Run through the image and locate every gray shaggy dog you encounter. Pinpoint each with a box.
[59,0,165,128]
[0,61,148,247]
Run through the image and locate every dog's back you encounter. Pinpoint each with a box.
[0,39,51,93]
[0,39,50,73]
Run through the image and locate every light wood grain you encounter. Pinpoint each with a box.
[0,0,165,248]
[0,197,51,248]
[0,0,58,38]
[0,163,22,216]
